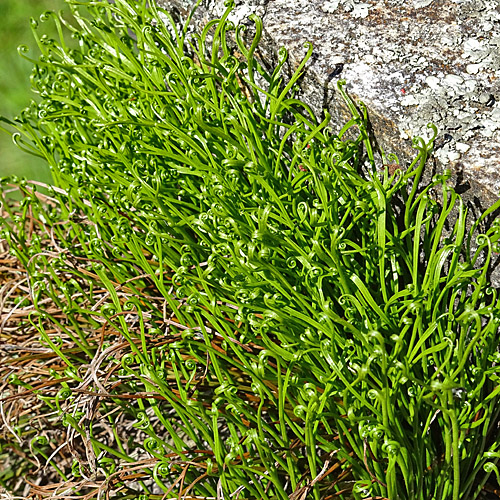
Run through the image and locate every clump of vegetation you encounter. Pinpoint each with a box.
[1,0,500,499]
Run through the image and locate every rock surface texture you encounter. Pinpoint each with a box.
[160,0,500,209]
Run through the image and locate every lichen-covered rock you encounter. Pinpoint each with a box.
[160,0,500,209]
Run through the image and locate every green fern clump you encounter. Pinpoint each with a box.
[1,1,500,499]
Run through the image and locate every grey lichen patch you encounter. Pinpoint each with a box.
[189,0,268,24]
[159,0,267,26]
[413,0,434,8]
[322,0,371,18]
[203,0,266,24]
